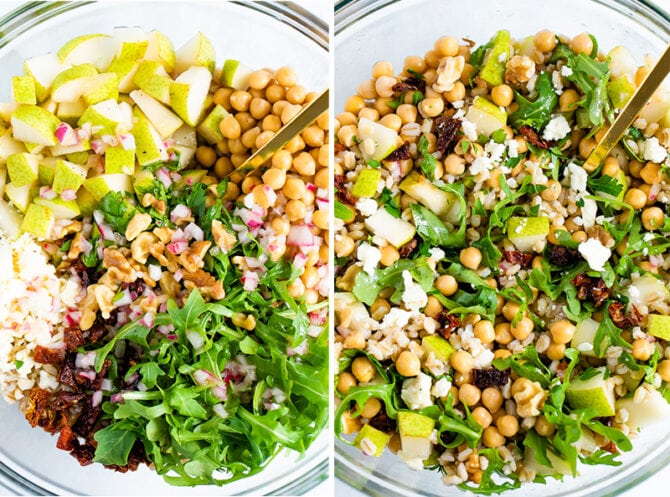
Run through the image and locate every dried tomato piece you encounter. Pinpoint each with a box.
[473,368,510,389]
[434,116,462,155]
[518,125,549,149]
[73,400,102,438]
[573,273,611,308]
[24,388,52,428]
[502,250,533,268]
[334,142,347,153]
[51,392,87,411]
[436,311,461,339]
[33,345,66,365]
[384,141,411,162]
[70,443,96,466]
[548,245,580,266]
[64,327,86,352]
[608,302,633,329]
[334,174,356,205]
[399,237,419,258]
[392,76,426,94]
[56,425,78,451]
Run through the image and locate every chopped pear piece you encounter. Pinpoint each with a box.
[352,423,390,457]
[11,76,36,105]
[351,168,381,198]
[50,63,99,103]
[196,105,229,144]
[130,89,183,138]
[506,216,550,252]
[133,60,173,104]
[106,57,139,93]
[169,66,211,127]
[173,32,216,75]
[56,99,87,124]
[626,274,670,312]
[34,196,81,219]
[397,411,435,461]
[0,132,26,163]
[52,159,88,193]
[83,173,132,201]
[76,186,96,216]
[23,53,67,103]
[399,171,459,223]
[144,30,175,73]
[566,368,615,417]
[365,207,416,248]
[221,59,253,90]
[421,335,456,362]
[571,318,605,357]
[465,96,507,136]
[21,202,55,238]
[0,200,22,238]
[113,27,149,60]
[57,34,115,72]
[5,182,37,213]
[11,104,61,146]
[104,146,136,175]
[170,124,197,167]
[616,387,670,431]
[647,314,670,340]
[81,73,119,105]
[7,153,39,186]
[132,113,169,167]
[607,77,635,109]
[479,30,512,87]
[78,99,124,135]
[357,117,398,162]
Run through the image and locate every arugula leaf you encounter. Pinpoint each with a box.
[563,52,613,132]
[437,395,483,449]
[458,447,521,494]
[410,203,463,248]
[523,429,552,467]
[378,187,401,218]
[93,425,138,466]
[99,191,138,233]
[580,449,623,467]
[334,383,399,441]
[468,39,494,84]
[493,345,551,388]
[353,257,433,306]
[418,135,437,179]
[509,72,558,130]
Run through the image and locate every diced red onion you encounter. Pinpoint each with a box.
[97,244,104,259]
[78,369,97,381]
[139,312,154,328]
[309,309,327,326]
[75,351,97,369]
[157,324,175,335]
[306,182,316,192]
[293,252,308,269]
[171,172,182,183]
[170,204,191,223]
[39,186,56,200]
[184,222,204,242]
[64,310,81,327]
[55,122,79,146]
[148,264,162,281]
[77,122,92,141]
[116,311,128,326]
[287,340,308,357]
[91,139,107,155]
[212,385,227,401]
[156,167,172,189]
[118,133,135,150]
[187,330,205,351]
[126,373,139,385]
[650,182,661,201]
[61,188,77,201]
[173,269,183,282]
[212,403,228,418]
[242,271,259,292]
[167,240,188,255]
[101,379,113,391]
[110,393,124,403]
[287,224,314,247]
[114,289,132,307]
[101,134,119,146]
[316,198,329,211]
[166,334,177,341]
[91,390,103,407]
[193,369,219,386]
[245,255,268,269]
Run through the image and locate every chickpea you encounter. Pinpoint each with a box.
[571,32,594,55]
[579,137,597,159]
[502,301,522,322]
[358,107,379,122]
[283,177,306,200]
[375,75,397,98]
[337,372,357,394]
[495,323,513,345]
[379,113,402,132]
[602,157,621,177]
[632,339,654,361]
[344,95,366,115]
[459,384,482,407]
[460,247,482,270]
[314,168,329,190]
[404,55,426,74]
[493,349,512,361]
[435,274,458,296]
[483,426,505,448]
[418,97,444,118]
[545,342,566,361]
[396,350,422,376]
[351,356,376,383]
[642,206,665,231]
[357,78,377,99]
[559,89,580,112]
[657,360,670,382]
[370,298,391,321]
[491,84,514,107]
[474,320,495,344]
[220,114,242,140]
[214,156,233,178]
[572,230,588,243]
[213,87,233,108]
[372,60,394,79]
[423,295,443,318]
[548,225,568,245]
[335,235,355,257]
[481,387,503,413]
[549,319,576,344]
[444,153,466,175]
[262,167,287,190]
[454,371,474,387]
[396,103,417,124]
[534,415,555,437]
[286,199,307,221]
[628,159,644,178]
[496,415,519,437]
[230,90,252,112]
[510,317,534,340]
[624,188,647,209]
[312,210,328,231]
[541,179,562,202]
[472,407,493,428]
[293,152,316,176]
[360,397,382,418]
[435,36,460,57]
[344,331,366,350]
[444,81,466,102]
[640,162,662,184]
[534,29,557,52]
[451,350,474,374]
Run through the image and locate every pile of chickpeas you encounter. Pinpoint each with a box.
[192,66,330,305]
[335,26,670,486]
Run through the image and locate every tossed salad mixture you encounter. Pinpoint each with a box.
[334,29,670,492]
[0,28,329,485]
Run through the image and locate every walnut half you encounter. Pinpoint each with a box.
[511,377,546,417]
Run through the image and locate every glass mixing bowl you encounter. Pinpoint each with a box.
[334,0,670,496]
[0,1,328,495]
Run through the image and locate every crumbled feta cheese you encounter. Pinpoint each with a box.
[401,270,428,312]
[567,162,588,194]
[356,198,378,217]
[470,156,493,179]
[401,373,433,410]
[561,65,573,77]
[357,242,381,276]
[484,141,505,162]
[642,137,668,163]
[578,238,612,271]
[506,138,519,158]
[551,71,563,93]
[526,74,538,93]
[431,377,452,398]
[543,114,571,141]
[428,248,446,263]
[380,308,413,330]
[460,118,478,141]
[580,198,598,229]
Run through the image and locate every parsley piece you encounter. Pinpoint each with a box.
[412,91,424,106]
[509,72,558,130]
[99,191,138,233]
[378,187,400,218]
[334,199,354,221]
[587,174,624,198]
[418,135,437,179]
[367,159,381,168]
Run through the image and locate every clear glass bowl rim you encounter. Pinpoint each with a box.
[0,1,328,496]
[333,1,670,497]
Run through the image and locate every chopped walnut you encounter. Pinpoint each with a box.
[149,243,169,267]
[125,213,152,241]
[54,220,83,240]
[131,232,158,264]
[67,232,87,260]
[159,271,181,298]
[511,377,546,417]
[182,270,225,300]
[505,55,536,84]
[79,288,100,331]
[432,55,465,93]
[93,284,115,319]
[103,249,134,275]
[586,225,615,249]
[179,241,212,273]
[211,220,237,253]
[153,227,173,244]
[141,193,157,208]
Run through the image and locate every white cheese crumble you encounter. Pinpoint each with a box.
[357,242,381,276]
[356,198,378,217]
[578,238,612,271]
[428,248,446,263]
[566,162,588,194]
[580,198,598,229]
[542,114,571,141]
[401,372,433,410]
[561,65,573,77]
[431,377,452,398]
[380,308,413,330]
[642,136,668,163]
[460,118,478,141]
[401,270,428,312]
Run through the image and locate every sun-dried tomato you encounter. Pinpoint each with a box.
[368,411,396,433]
[384,141,411,162]
[73,400,102,438]
[334,174,356,205]
[434,116,462,155]
[68,259,100,288]
[56,425,78,451]
[51,392,86,411]
[392,76,426,94]
[548,245,580,266]
[64,327,86,352]
[70,443,95,466]
[502,250,533,268]
[33,345,66,365]
[24,388,52,428]
[608,302,634,329]
[399,237,419,258]
[436,311,461,339]
[473,368,510,389]
[519,125,549,149]
[573,273,611,308]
